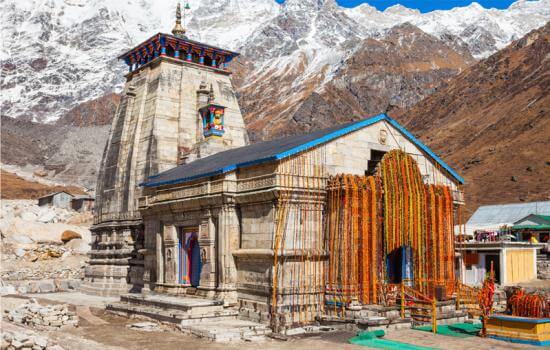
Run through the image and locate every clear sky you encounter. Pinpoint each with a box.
[275,0,520,12]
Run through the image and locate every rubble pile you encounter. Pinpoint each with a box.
[0,278,81,295]
[0,200,92,294]
[1,265,83,281]
[1,331,65,350]
[6,299,79,330]
[0,201,81,225]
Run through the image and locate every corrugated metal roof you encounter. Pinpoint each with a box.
[141,114,464,188]
[467,201,550,228]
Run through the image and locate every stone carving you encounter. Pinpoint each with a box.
[237,175,276,192]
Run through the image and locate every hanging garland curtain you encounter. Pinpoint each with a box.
[326,149,457,306]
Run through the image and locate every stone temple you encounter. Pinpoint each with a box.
[85,5,466,333]
[82,4,247,296]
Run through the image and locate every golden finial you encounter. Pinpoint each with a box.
[172,3,186,38]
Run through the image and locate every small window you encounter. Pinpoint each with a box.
[366,150,386,176]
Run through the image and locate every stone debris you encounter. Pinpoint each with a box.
[1,330,65,350]
[1,200,91,296]
[1,264,84,281]
[126,322,161,332]
[6,299,79,330]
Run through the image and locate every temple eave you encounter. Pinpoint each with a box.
[124,55,234,79]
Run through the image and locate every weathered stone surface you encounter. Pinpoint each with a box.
[2,330,60,350]
[85,57,248,297]
[7,300,78,330]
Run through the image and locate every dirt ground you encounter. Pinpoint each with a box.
[1,293,541,350]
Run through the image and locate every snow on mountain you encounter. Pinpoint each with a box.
[346,0,550,58]
[1,0,548,123]
[0,0,280,123]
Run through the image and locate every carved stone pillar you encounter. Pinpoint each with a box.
[217,202,239,305]
[141,219,158,294]
[156,223,164,285]
[198,209,217,292]
[163,225,178,284]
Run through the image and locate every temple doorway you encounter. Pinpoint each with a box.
[386,245,414,285]
[178,228,202,287]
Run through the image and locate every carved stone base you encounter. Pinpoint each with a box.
[82,223,144,296]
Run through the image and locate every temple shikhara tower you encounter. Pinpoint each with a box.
[83,4,247,295]
[86,3,467,335]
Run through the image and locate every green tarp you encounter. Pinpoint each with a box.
[414,323,481,338]
[349,330,437,350]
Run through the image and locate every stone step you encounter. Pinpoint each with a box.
[179,319,272,342]
[119,293,225,314]
[107,301,239,325]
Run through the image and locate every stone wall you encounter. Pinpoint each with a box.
[538,253,550,279]
[85,56,248,296]
[137,118,463,330]
[324,120,458,190]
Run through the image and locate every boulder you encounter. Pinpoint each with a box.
[60,230,82,243]
[38,280,55,293]
[64,238,89,253]
[20,211,38,221]
[37,210,57,224]
[15,247,26,257]
[9,233,33,245]
[0,284,16,295]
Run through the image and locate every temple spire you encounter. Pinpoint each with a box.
[172,3,186,38]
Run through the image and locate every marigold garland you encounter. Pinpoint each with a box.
[327,149,457,305]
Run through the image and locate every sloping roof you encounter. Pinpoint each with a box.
[467,201,550,231]
[511,214,550,230]
[514,214,550,225]
[142,114,464,188]
[38,191,74,200]
[71,195,95,200]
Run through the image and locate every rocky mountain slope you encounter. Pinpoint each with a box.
[1,117,109,188]
[1,171,87,199]
[2,0,548,125]
[398,22,550,216]
[1,0,549,207]
[243,23,475,140]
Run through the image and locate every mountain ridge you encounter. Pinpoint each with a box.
[398,22,550,215]
[2,0,548,123]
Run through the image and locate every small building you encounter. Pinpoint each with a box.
[456,242,543,286]
[71,195,95,213]
[37,191,75,210]
[512,214,550,243]
[37,191,94,212]
[464,201,550,239]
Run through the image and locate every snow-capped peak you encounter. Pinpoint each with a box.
[383,4,420,16]
[1,0,548,124]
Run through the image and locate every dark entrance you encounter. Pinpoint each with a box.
[386,245,414,285]
[485,254,500,284]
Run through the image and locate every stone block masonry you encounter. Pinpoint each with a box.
[6,299,78,331]
[2,331,66,350]
[85,54,248,297]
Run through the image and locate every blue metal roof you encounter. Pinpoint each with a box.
[141,113,464,187]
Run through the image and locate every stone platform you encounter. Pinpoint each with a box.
[106,293,238,325]
[180,319,271,342]
[106,293,272,341]
[319,300,469,332]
